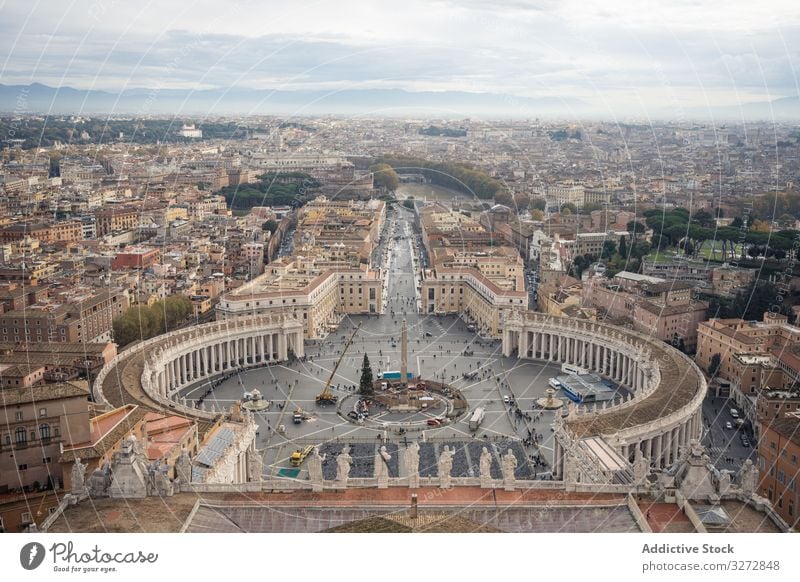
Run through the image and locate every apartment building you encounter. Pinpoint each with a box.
[757,412,800,529]
[217,258,383,338]
[0,287,129,344]
[0,381,91,494]
[582,272,708,351]
[696,313,800,421]
[94,207,140,236]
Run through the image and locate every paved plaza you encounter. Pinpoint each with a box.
[178,208,611,480]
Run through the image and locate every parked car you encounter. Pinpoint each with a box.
[725,421,733,430]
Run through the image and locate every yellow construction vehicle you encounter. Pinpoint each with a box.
[316,322,362,405]
[290,445,314,467]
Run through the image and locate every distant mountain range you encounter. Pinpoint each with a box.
[0,83,589,117]
[0,83,797,119]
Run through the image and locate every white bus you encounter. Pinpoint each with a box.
[468,407,485,431]
[561,363,589,376]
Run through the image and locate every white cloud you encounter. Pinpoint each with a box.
[0,0,797,111]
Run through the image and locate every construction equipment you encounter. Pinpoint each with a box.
[290,445,314,467]
[316,322,362,405]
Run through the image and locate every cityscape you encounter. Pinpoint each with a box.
[0,1,799,544]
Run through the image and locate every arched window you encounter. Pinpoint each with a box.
[39,424,50,441]
[15,427,26,444]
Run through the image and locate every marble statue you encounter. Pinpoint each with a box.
[153,461,174,496]
[437,445,454,489]
[71,457,87,494]
[633,448,650,483]
[405,442,420,489]
[374,445,391,488]
[88,463,112,498]
[479,447,493,488]
[336,446,353,483]
[175,449,192,484]
[501,449,517,489]
[308,447,325,492]
[718,470,732,495]
[740,459,758,496]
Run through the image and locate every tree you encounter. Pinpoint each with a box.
[369,163,399,191]
[530,209,544,221]
[494,190,514,207]
[402,199,415,210]
[359,353,374,396]
[708,353,721,378]
[513,192,530,211]
[627,221,646,239]
[262,219,278,234]
[619,235,627,258]
[693,209,714,228]
[112,295,192,347]
[580,202,603,214]
[530,198,546,211]
[560,202,577,215]
[602,240,617,259]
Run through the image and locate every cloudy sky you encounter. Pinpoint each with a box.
[1,0,799,113]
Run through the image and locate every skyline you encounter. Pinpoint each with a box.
[0,0,799,118]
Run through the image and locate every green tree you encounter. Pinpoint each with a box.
[359,353,374,396]
[530,198,546,211]
[112,295,192,347]
[561,202,577,215]
[369,163,400,191]
[513,192,530,211]
[494,190,514,207]
[708,353,721,378]
[580,202,602,214]
[619,235,627,258]
[402,199,415,210]
[602,240,617,259]
[693,209,714,227]
[627,221,646,239]
[262,219,279,234]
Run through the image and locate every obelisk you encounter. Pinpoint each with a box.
[400,318,408,386]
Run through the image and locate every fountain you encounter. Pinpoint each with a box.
[536,387,564,410]
[241,388,269,411]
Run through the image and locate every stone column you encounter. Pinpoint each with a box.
[279,333,287,360]
[653,434,662,467]
[554,440,562,479]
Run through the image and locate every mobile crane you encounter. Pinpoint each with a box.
[315,322,362,405]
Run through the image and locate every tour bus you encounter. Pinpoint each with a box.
[378,371,414,380]
[561,363,589,376]
[469,407,486,431]
[560,384,584,404]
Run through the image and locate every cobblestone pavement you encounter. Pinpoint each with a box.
[179,210,567,478]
